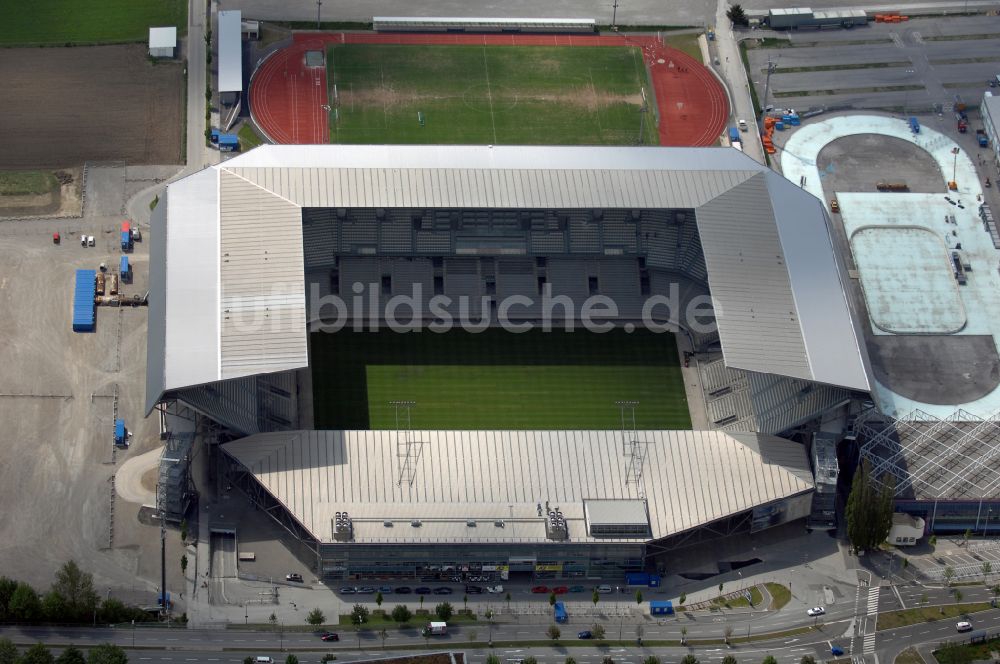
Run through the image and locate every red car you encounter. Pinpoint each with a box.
[320,632,339,642]
[531,585,549,594]
[552,586,569,594]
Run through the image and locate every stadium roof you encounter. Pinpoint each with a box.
[145,145,870,413]
[221,429,814,545]
[218,10,242,93]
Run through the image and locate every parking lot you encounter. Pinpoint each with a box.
[745,15,1000,113]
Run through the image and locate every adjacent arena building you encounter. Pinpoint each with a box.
[146,144,873,580]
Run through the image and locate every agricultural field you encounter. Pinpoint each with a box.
[0,0,186,45]
[311,328,691,430]
[326,44,658,145]
[0,45,184,168]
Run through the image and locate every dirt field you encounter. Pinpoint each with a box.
[0,45,183,169]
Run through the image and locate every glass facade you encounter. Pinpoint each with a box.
[895,500,1000,535]
[319,541,646,581]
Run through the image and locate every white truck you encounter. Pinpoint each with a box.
[426,621,448,635]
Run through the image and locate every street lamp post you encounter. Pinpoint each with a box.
[612,0,620,29]
[986,509,994,537]
[316,0,322,29]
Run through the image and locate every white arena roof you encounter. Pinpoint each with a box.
[221,429,814,545]
[145,145,871,413]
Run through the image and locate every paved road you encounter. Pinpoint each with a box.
[5,605,1000,663]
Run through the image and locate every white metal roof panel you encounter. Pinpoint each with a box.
[161,168,221,396]
[218,171,308,379]
[766,172,870,391]
[149,27,177,48]
[221,429,813,544]
[218,10,243,93]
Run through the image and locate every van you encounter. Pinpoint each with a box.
[255,657,273,664]
[427,621,447,635]
[738,119,749,132]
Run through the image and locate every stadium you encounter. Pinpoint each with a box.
[145,144,872,580]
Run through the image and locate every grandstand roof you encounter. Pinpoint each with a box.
[218,10,243,93]
[146,145,870,414]
[221,429,814,545]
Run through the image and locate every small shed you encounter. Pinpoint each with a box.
[149,27,177,58]
[649,600,674,616]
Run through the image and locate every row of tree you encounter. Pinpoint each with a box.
[846,459,896,555]
[0,562,155,626]
[0,640,128,664]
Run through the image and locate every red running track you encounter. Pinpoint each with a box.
[249,32,728,147]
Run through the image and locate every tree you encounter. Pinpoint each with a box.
[761,657,777,664]
[391,605,412,624]
[307,608,326,626]
[592,624,606,640]
[435,602,453,621]
[954,589,963,604]
[635,590,643,605]
[0,640,16,664]
[377,629,388,648]
[486,657,501,664]
[463,594,469,612]
[681,626,688,644]
[800,657,816,664]
[54,562,99,622]
[930,535,938,547]
[9,583,41,622]
[983,561,992,583]
[644,658,661,664]
[549,592,557,607]
[602,657,614,664]
[726,4,749,26]
[0,579,17,621]
[724,625,734,644]
[86,644,127,664]
[419,595,425,611]
[722,657,738,664]
[718,583,724,599]
[42,591,68,622]
[505,592,512,611]
[566,658,577,664]
[846,460,895,554]
[524,658,538,664]
[18,644,53,664]
[679,592,687,606]
[547,625,561,640]
[350,604,369,625]
[56,647,86,664]
[681,656,699,664]
[180,519,188,542]
[243,658,254,664]
[592,589,600,606]
[964,529,972,547]
[375,592,383,610]
[285,656,298,664]
[943,566,956,586]
[180,555,188,576]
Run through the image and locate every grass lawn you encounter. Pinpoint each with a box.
[766,583,792,610]
[712,586,764,609]
[877,602,991,630]
[310,328,690,430]
[327,44,657,145]
[661,33,703,62]
[896,647,925,664]
[0,171,58,196]
[0,0,186,45]
[238,124,266,150]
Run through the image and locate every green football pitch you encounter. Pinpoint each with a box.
[310,328,691,430]
[0,0,186,45]
[326,44,658,145]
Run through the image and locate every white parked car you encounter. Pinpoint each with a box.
[596,585,613,594]
[956,621,973,632]
[87,235,95,247]
[807,606,825,617]
[486,585,504,594]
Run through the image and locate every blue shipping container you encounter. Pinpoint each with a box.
[909,116,920,133]
[625,572,650,586]
[650,600,674,615]
[114,419,126,445]
[554,602,567,623]
[219,134,239,152]
[72,269,97,332]
[120,255,130,279]
[728,127,740,142]
[121,230,131,251]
